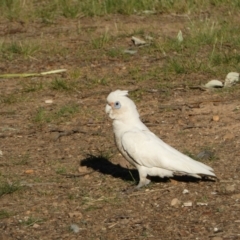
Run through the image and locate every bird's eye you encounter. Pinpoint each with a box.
[114,101,121,109]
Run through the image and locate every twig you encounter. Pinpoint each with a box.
[0,69,66,78]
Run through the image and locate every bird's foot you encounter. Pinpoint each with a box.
[136,177,151,189]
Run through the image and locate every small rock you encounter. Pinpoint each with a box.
[204,80,223,89]
[32,223,40,228]
[182,189,189,194]
[213,227,222,233]
[224,72,239,87]
[196,202,208,206]
[197,150,214,160]
[212,115,220,122]
[131,36,146,46]
[123,49,137,55]
[171,198,181,208]
[177,30,183,42]
[183,201,192,207]
[45,99,53,104]
[70,224,80,233]
[0,150,3,157]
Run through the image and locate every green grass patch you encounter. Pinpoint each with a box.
[1,0,240,21]
[0,40,40,60]
[0,181,22,197]
[33,104,79,124]
[50,78,73,91]
[0,210,11,219]
[55,167,67,174]
[91,31,112,49]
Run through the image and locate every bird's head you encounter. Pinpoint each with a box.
[105,90,139,121]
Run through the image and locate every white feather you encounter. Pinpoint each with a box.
[106,90,216,188]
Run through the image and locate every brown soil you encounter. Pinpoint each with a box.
[0,14,240,240]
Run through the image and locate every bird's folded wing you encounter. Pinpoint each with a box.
[121,129,215,176]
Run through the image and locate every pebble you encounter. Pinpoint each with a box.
[212,115,220,122]
[33,223,40,228]
[183,201,193,207]
[171,198,181,208]
[197,150,214,160]
[70,224,80,233]
[131,36,146,46]
[45,99,53,104]
[224,72,239,87]
[196,202,208,206]
[123,49,137,55]
[182,189,189,194]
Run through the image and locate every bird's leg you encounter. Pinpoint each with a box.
[136,168,151,189]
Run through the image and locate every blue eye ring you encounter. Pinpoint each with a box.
[114,101,121,109]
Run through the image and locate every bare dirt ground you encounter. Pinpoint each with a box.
[0,13,240,240]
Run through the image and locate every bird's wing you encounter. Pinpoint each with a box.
[121,129,215,176]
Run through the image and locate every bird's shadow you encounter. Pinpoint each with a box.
[80,154,139,183]
[80,155,209,185]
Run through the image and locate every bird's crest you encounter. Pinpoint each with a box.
[107,90,128,102]
[114,90,128,97]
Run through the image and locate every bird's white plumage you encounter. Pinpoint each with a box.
[105,90,216,188]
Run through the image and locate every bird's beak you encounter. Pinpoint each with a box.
[105,104,112,114]
[110,102,114,107]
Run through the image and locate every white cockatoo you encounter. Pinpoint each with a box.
[105,90,216,189]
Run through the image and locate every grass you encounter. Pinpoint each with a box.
[15,153,30,165]
[0,40,40,60]
[0,2,239,239]
[21,81,44,93]
[0,210,11,219]
[0,0,239,21]
[0,94,18,104]
[0,180,22,197]
[21,216,45,226]
[55,167,67,174]
[91,30,111,49]
[1,2,239,86]
[33,104,79,124]
[50,78,72,91]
